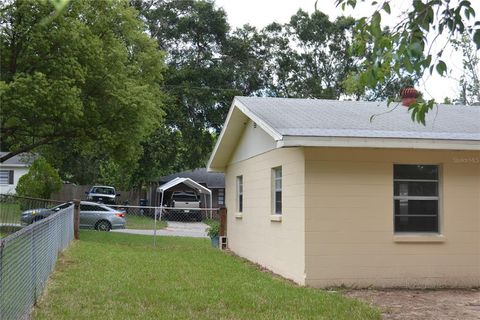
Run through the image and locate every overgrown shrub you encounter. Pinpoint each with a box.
[16,157,62,199]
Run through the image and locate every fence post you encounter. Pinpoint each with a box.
[73,200,80,240]
[219,207,227,237]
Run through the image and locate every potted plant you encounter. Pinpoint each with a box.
[207,222,220,247]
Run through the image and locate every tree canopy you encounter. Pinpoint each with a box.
[133,1,369,180]
[337,0,480,123]
[3,0,457,190]
[0,0,165,164]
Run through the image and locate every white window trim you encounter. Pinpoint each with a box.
[236,175,243,213]
[217,188,225,205]
[272,166,282,215]
[393,164,443,236]
[0,170,12,185]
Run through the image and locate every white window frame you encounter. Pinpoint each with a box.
[272,167,282,214]
[393,164,441,234]
[236,176,243,213]
[217,188,225,205]
[0,170,12,185]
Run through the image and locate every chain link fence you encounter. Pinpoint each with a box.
[0,195,66,238]
[0,195,74,320]
[108,204,219,227]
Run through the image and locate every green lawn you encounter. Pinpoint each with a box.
[0,203,21,224]
[125,215,167,230]
[0,203,22,238]
[33,231,379,320]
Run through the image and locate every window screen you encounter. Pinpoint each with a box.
[272,167,282,214]
[236,176,243,212]
[394,164,439,233]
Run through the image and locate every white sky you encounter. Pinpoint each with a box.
[216,0,480,102]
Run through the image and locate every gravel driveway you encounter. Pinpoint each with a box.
[344,289,480,320]
[113,221,209,238]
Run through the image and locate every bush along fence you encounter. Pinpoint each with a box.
[0,195,75,319]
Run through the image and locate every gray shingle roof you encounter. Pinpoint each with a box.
[0,152,34,166]
[158,168,224,188]
[235,97,480,141]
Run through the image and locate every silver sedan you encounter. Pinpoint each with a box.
[79,201,126,231]
[21,201,126,231]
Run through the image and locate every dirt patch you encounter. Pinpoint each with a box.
[344,289,480,320]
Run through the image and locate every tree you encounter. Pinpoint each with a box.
[258,10,356,99]
[452,33,480,105]
[0,0,165,163]
[16,157,62,199]
[134,0,232,171]
[337,0,480,124]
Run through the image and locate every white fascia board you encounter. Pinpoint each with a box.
[207,97,283,172]
[207,100,238,172]
[233,99,283,141]
[278,136,480,151]
[0,164,28,168]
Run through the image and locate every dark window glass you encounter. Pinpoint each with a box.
[52,203,71,211]
[273,167,282,214]
[237,176,243,212]
[394,164,439,233]
[395,216,438,232]
[91,187,115,195]
[394,182,438,196]
[394,165,438,180]
[91,205,108,211]
[172,195,198,202]
[275,191,282,214]
[81,204,107,211]
[218,189,225,205]
[394,200,438,216]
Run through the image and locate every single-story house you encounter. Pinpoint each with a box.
[149,168,225,208]
[0,152,33,194]
[207,96,480,288]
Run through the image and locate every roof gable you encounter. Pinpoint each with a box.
[158,168,224,188]
[0,152,34,167]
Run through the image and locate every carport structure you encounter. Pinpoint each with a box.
[154,177,212,245]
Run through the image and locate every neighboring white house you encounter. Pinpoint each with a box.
[208,96,480,288]
[0,152,32,194]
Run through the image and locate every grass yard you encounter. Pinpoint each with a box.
[0,203,21,224]
[33,231,380,320]
[125,215,167,230]
[0,203,23,238]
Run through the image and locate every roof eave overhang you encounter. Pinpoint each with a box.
[207,97,283,172]
[0,164,29,168]
[278,135,480,151]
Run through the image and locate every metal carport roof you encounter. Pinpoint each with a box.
[157,177,212,195]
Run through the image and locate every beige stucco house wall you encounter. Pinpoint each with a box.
[304,147,480,288]
[226,120,306,284]
[210,96,480,288]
